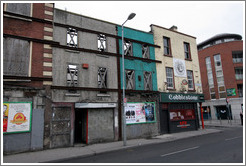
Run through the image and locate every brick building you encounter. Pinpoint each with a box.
[197,33,243,121]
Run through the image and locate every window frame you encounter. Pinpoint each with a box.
[124,40,133,56]
[187,70,195,91]
[98,34,107,52]
[205,57,216,99]
[67,64,79,87]
[142,44,150,59]
[143,71,153,91]
[163,36,172,56]
[184,42,191,60]
[232,51,243,63]
[67,28,78,48]
[5,3,32,17]
[98,67,107,89]
[125,69,135,90]
[214,54,226,99]
[166,67,175,90]
[235,67,243,80]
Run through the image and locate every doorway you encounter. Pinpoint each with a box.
[216,106,232,120]
[74,109,87,144]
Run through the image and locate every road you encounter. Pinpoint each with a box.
[60,127,243,163]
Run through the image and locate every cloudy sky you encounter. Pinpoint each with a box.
[55,1,244,44]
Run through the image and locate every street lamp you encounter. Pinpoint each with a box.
[122,13,136,146]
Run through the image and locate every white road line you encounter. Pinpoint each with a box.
[161,146,200,157]
[225,136,242,141]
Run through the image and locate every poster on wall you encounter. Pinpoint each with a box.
[125,102,155,124]
[3,102,32,134]
[173,58,187,77]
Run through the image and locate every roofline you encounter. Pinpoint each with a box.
[150,24,197,39]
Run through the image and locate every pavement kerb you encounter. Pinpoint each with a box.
[43,128,222,163]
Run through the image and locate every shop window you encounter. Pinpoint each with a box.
[67,28,78,48]
[235,68,243,80]
[5,3,31,16]
[184,42,191,60]
[144,71,152,90]
[126,70,135,90]
[124,40,133,56]
[232,51,243,63]
[98,34,106,52]
[166,67,174,89]
[163,37,171,56]
[98,67,107,88]
[3,37,30,76]
[169,109,195,121]
[142,44,150,59]
[202,106,211,119]
[67,64,78,87]
[187,70,194,90]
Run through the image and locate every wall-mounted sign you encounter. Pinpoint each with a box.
[161,93,205,103]
[125,102,156,125]
[226,88,236,96]
[173,58,187,77]
[182,79,188,85]
[3,102,32,134]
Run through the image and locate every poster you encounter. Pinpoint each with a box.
[173,58,187,77]
[125,102,155,124]
[3,102,32,134]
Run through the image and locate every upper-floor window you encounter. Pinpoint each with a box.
[187,70,194,90]
[5,3,31,16]
[67,64,78,87]
[98,34,107,52]
[126,70,135,90]
[166,67,174,89]
[67,28,78,48]
[98,67,107,88]
[237,84,243,97]
[206,57,215,99]
[214,54,226,98]
[184,42,191,60]
[232,51,243,63]
[235,68,243,80]
[142,44,150,59]
[163,37,171,56]
[3,37,30,76]
[144,71,152,90]
[124,40,133,56]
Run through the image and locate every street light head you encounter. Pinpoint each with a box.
[127,13,136,20]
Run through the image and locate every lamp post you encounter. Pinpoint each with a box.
[122,13,136,146]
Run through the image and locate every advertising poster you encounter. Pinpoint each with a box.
[3,102,32,134]
[125,102,155,124]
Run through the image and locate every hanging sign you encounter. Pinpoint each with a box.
[173,58,187,77]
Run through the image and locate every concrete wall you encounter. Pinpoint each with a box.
[151,25,202,93]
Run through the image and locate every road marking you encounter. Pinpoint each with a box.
[161,146,200,157]
[225,136,242,141]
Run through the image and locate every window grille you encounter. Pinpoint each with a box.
[142,44,150,59]
[187,70,194,90]
[184,42,191,59]
[144,71,152,90]
[98,67,107,88]
[163,37,171,56]
[124,40,133,56]
[98,34,106,52]
[126,70,135,90]
[67,64,78,87]
[166,67,174,89]
[67,28,78,47]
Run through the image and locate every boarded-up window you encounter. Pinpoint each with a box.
[126,70,135,90]
[144,71,152,90]
[124,40,133,56]
[6,3,31,16]
[98,34,107,52]
[142,44,150,59]
[67,64,78,87]
[98,67,107,88]
[3,37,30,76]
[67,28,78,47]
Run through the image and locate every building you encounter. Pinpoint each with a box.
[3,3,54,154]
[150,25,204,133]
[116,26,161,139]
[197,33,243,121]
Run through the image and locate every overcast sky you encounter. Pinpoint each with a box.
[55,1,244,44]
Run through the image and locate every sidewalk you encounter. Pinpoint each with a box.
[3,128,222,163]
[203,119,243,128]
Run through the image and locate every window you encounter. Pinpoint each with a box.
[235,68,243,80]
[98,34,106,52]
[5,3,31,16]
[214,54,226,98]
[3,38,30,76]
[187,70,194,90]
[67,64,78,87]
[205,57,215,99]
[184,42,191,60]
[237,84,243,97]
[142,44,150,59]
[166,67,174,89]
[126,70,135,90]
[232,51,243,63]
[163,37,171,56]
[67,28,78,47]
[144,71,152,90]
[98,67,107,88]
[169,109,195,121]
[124,40,133,56]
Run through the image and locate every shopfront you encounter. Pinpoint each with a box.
[159,93,204,133]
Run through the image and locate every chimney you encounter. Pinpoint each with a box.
[170,25,178,31]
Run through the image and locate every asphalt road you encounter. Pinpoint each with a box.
[60,127,243,163]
